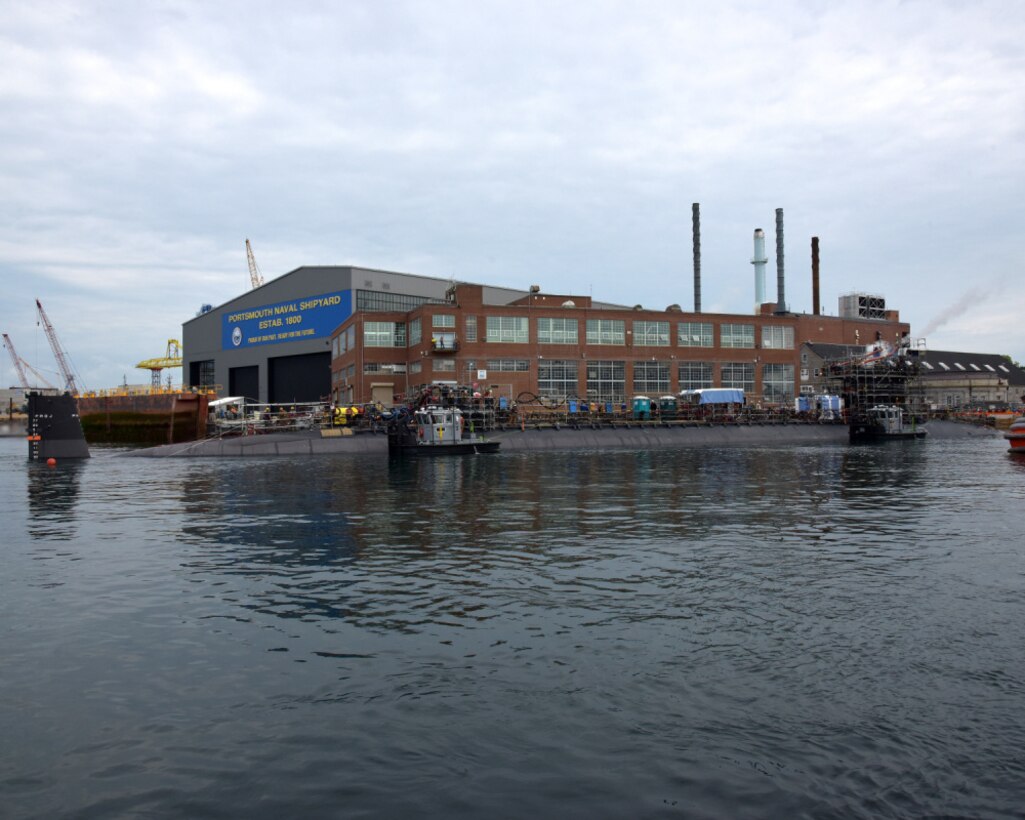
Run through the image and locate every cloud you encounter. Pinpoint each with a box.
[2,0,1025,390]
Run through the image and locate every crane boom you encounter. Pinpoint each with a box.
[35,298,80,395]
[245,238,264,289]
[2,333,30,388]
[2,332,56,389]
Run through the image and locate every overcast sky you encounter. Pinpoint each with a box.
[1,0,1023,390]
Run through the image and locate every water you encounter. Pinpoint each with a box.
[2,436,1025,818]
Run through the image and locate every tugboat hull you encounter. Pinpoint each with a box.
[1005,417,1025,453]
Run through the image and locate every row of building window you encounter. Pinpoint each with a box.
[345,319,795,350]
[344,359,794,402]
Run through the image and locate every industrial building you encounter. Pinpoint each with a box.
[181,266,544,404]
[329,282,909,407]
[803,343,1025,410]
[183,209,911,407]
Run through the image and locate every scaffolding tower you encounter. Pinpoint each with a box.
[823,344,926,423]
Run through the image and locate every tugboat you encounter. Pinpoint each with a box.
[1005,417,1025,454]
[386,404,500,457]
[849,405,927,442]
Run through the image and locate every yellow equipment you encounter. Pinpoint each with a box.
[136,339,183,389]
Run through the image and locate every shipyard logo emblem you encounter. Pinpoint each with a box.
[231,326,243,347]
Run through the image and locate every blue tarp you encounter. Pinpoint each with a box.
[679,388,745,405]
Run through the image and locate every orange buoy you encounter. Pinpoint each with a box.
[46,457,57,466]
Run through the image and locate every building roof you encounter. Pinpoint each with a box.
[916,350,1025,385]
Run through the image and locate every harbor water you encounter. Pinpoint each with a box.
[2,435,1025,818]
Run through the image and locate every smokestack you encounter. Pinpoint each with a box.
[811,236,820,316]
[775,207,786,314]
[692,203,701,313]
[751,229,767,314]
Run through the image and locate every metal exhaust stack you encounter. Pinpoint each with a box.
[692,203,701,313]
[812,236,820,316]
[752,229,767,313]
[774,207,786,314]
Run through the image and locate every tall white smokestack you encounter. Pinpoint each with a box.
[751,229,767,314]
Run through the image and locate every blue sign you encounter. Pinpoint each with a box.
[222,290,352,350]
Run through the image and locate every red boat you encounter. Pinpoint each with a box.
[1005,417,1025,453]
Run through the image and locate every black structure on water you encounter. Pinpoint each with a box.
[27,392,90,461]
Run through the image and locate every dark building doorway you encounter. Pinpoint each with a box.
[229,365,259,402]
[268,352,330,404]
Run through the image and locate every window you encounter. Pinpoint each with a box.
[363,362,380,374]
[721,323,755,348]
[633,361,670,394]
[633,320,670,347]
[800,367,809,381]
[537,317,579,344]
[431,332,456,350]
[433,358,455,372]
[364,321,406,347]
[409,317,422,347]
[762,325,794,349]
[433,314,456,328]
[585,360,626,403]
[721,362,754,392]
[332,336,340,357]
[678,322,713,348]
[346,326,355,349]
[486,316,528,343]
[762,364,795,404]
[357,290,443,312]
[538,360,579,399]
[678,362,713,391]
[585,319,625,345]
[465,315,477,343]
[410,361,422,374]
[486,359,530,372]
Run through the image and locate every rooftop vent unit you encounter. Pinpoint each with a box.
[839,292,886,320]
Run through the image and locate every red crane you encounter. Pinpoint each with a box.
[35,299,81,395]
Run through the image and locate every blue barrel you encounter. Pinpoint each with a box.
[568,400,578,414]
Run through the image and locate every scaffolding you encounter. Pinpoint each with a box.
[823,344,926,424]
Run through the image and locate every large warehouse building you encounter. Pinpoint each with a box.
[181,266,547,404]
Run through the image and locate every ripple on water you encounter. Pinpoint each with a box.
[2,438,1025,817]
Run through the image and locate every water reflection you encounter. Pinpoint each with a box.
[164,446,957,634]
[26,460,84,540]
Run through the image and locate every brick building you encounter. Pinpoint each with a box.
[330,283,909,407]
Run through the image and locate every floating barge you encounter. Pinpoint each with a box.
[76,390,211,445]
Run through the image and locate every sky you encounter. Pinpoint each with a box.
[1,0,1023,391]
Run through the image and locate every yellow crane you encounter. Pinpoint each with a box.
[135,339,183,390]
[246,238,264,289]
